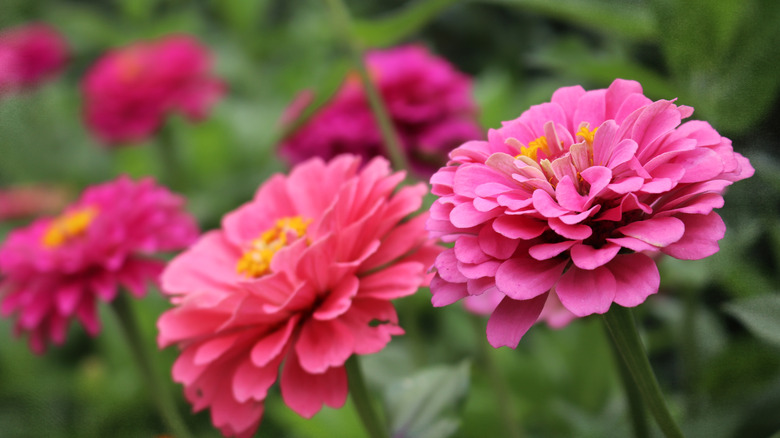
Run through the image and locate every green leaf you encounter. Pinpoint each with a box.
[480,0,657,41]
[724,294,780,347]
[385,361,471,438]
[352,0,461,48]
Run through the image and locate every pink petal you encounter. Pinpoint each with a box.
[548,217,592,240]
[532,189,569,218]
[529,241,577,261]
[280,352,348,418]
[661,212,726,260]
[232,354,283,403]
[492,215,547,239]
[609,253,660,307]
[556,266,616,317]
[454,235,491,264]
[430,275,468,307]
[358,262,426,300]
[617,217,685,247]
[486,293,548,348]
[478,224,520,259]
[570,243,621,270]
[295,318,354,373]
[313,275,360,320]
[450,202,498,228]
[495,257,566,300]
[251,316,299,367]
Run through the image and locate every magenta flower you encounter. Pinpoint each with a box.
[0,23,68,95]
[82,35,225,145]
[0,176,198,353]
[280,44,482,177]
[157,155,440,438]
[427,79,754,348]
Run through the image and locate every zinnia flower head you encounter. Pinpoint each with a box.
[0,176,198,353]
[82,35,225,145]
[427,79,754,348]
[279,44,482,178]
[0,23,68,95]
[157,155,440,438]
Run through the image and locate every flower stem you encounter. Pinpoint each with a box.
[323,0,411,174]
[157,124,184,190]
[345,355,390,438]
[601,305,684,438]
[111,293,194,438]
[605,324,649,438]
[470,314,524,438]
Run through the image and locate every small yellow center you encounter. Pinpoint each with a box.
[42,207,98,248]
[236,216,311,278]
[515,136,550,161]
[577,125,598,145]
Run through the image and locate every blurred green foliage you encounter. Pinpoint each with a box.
[1,0,779,437]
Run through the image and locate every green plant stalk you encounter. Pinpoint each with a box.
[157,124,185,190]
[345,355,390,438]
[605,325,649,438]
[470,315,524,438]
[112,293,194,438]
[602,305,684,438]
[323,0,412,174]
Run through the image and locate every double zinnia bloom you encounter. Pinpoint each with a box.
[157,155,440,438]
[427,79,754,348]
[280,45,482,177]
[0,176,198,353]
[0,23,68,95]
[82,35,225,145]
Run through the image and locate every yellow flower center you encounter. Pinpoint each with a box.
[577,125,598,145]
[515,136,550,161]
[236,216,311,279]
[42,207,98,248]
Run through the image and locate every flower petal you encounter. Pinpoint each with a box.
[486,293,548,348]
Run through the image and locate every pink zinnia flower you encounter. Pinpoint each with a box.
[279,45,482,177]
[427,79,754,348]
[158,155,440,438]
[0,176,198,353]
[82,35,225,145]
[0,23,68,95]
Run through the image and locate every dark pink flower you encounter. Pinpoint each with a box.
[0,176,198,353]
[280,45,482,177]
[158,155,440,438]
[427,79,754,348]
[0,23,68,94]
[82,35,225,145]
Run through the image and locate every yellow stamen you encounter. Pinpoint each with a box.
[236,216,311,278]
[42,207,98,248]
[515,136,550,161]
[577,125,598,145]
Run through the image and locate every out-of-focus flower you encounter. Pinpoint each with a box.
[82,35,225,145]
[279,45,482,177]
[158,155,440,438]
[427,79,754,348]
[0,185,70,221]
[0,23,68,95]
[0,176,198,353]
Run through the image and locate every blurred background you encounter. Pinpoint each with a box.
[1,0,779,437]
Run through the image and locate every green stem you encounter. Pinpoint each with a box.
[156,124,184,190]
[470,315,524,438]
[323,0,412,174]
[605,324,649,438]
[602,305,684,438]
[112,293,194,438]
[345,355,390,438]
